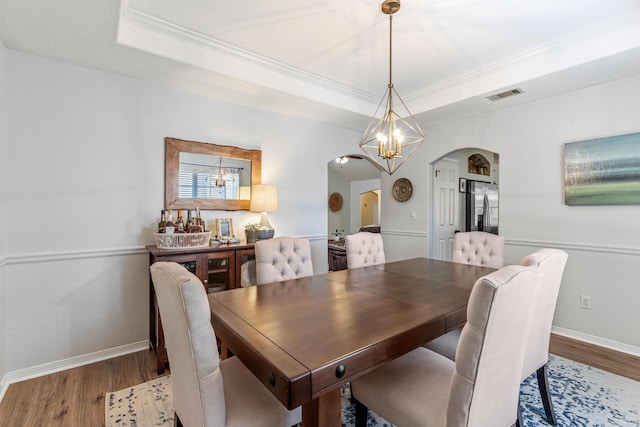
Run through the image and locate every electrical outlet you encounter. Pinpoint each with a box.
[580,295,592,309]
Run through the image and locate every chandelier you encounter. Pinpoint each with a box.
[359,0,425,175]
[209,157,233,191]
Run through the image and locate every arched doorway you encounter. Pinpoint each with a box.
[327,154,381,238]
[430,148,500,260]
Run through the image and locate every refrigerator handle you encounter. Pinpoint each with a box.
[483,194,490,231]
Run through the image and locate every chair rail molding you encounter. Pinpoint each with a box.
[4,246,149,266]
[506,238,640,256]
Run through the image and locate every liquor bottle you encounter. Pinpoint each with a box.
[195,207,205,232]
[186,209,193,232]
[165,211,175,234]
[189,211,202,233]
[177,210,185,233]
[158,210,166,233]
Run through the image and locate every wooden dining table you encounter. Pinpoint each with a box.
[208,257,495,426]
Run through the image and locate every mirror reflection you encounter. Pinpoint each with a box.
[179,152,252,200]
[165,137,261,211]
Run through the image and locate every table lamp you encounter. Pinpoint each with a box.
[250,184,278,239]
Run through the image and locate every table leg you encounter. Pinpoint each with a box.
[302,387,341,427]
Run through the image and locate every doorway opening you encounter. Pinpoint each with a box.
[327,154,381,240]
[430,148,500,261]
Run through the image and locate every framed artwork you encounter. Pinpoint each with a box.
[215,218,234,237]
[459,178,467,193]
[564,132,640,205]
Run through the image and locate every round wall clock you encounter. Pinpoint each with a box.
[329,192,344,212]
[392,178,413,202]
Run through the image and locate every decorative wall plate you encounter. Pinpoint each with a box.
[329,192,344,212]
[392,178,413,202]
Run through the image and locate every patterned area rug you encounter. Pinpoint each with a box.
[105,355,640,427]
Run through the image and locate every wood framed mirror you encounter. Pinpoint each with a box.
[165,137,261,211]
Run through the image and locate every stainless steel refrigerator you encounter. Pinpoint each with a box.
[465,181,499,234]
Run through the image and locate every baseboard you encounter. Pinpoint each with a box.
[0,340,149,403]
[551,326,640,358]
[0,373,9,404]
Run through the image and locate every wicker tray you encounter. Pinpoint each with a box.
[154,231,211,249]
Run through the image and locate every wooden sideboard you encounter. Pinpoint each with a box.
[147,243,255,373]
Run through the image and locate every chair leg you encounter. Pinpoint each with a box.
[537,364,557,425]
[354,398,368,427]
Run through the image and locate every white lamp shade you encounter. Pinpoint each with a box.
[238,186,251,200]
[250,184,278,212]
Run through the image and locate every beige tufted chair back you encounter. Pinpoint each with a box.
[150,262,302,426]
[345,232,386,269]
[452,231,505,268]
[520,248,568,377]
[255,237,314,285]
[150,262,226,427]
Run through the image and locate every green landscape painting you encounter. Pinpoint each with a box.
[564,132,640,205]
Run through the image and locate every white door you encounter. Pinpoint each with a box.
[432,158,459,260]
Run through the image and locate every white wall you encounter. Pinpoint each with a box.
[2,49,362,376]
[0,42,7,389]
[380,72,640,353]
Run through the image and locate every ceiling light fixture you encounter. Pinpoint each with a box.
[335,156,349,166]
[359,0,425,175]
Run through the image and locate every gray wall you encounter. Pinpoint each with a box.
[0,49,360,379]
[0,41,6,388]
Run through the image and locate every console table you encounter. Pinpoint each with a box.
[147,243,255,373]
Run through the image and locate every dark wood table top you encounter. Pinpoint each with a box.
[208,257,495,426]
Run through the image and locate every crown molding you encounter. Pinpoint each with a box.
[118,0,378,115]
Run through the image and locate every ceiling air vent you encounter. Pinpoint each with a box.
[486,88,525,102]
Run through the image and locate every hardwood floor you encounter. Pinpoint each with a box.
[549,333,640,382]
[0,350,164,427]
[0,334,638,427]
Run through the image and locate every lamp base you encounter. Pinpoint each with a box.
[257,229,274,240]
[257,212,274,239]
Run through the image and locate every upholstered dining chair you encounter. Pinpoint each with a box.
[423,231,505,360]
[517,248,568,425]
[345,231,385,269]
[254,237,313,285]
[425,248,568,425]
[149,262,302,427]
[351,265,542,427]
[451,230,505,268]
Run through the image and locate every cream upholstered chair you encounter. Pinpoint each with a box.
[345,231,385,269]
[425,248,568,425]
[254,237,313,285]
[149,262,301,427]
[518,248,568,425]
[452,230,505,268]
[424,231,505,360]
[351,265,542,427]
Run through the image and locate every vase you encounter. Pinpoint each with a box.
[245,230,258,243]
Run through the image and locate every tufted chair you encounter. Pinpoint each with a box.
[452,231,505,268]
[254,237,314,285]
[518,248,568,425]
[149,262,301,427]
[352,265,542,427]
[425,231,505,361]
[425,248,568,425]
[345,232,386,269]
